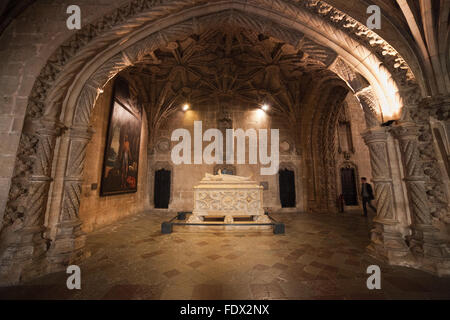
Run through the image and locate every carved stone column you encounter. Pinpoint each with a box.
[47,126,93,272]
[361,127,411,265]
[392,121,450,275]
[0,118,65,284]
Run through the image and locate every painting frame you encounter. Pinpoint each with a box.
[100,76,142,196]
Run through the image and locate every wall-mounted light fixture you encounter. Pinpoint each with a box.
[261,103,269,112]
[182,103,190,111]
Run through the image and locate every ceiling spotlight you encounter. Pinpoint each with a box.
[261,104,269,111]
[182,103,190,111]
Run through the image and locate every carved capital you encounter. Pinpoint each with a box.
[68,125,94,141]
[29,118,66,182]
[361,126,388,144]
[35,118,66,137]
[391,121,420,140]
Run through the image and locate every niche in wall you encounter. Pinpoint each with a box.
[154,169,171,208]
[279,168,296,208]
[340,166,358,205]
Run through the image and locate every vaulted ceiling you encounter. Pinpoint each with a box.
[2,0,447,95]
[124,28,346,132]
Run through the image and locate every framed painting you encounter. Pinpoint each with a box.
[100,76,142,196]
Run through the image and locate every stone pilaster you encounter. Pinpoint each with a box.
[392,121,450,275]
[47,126,93,272]
[361,126,412,265]
[0,118,65,284]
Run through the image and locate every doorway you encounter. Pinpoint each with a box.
[340,167,358,205]
[279,169,296,208]
[154,169,171,208]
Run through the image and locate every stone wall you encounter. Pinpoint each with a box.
[78,80,150,233]
[347,94,373,182]
[148,103,302,213]
[334,93,373,210]
[0,0,125,225]
[146,95,382,214]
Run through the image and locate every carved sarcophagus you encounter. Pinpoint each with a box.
[188,180,269,224]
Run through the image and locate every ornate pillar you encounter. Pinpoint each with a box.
[47,125,93,272]
[0,117,65,284]
[361,127,411,265]
[392,121,450,275]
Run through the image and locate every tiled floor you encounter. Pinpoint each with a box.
[1,210,450,300]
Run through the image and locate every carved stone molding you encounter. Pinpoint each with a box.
[303,79,348,213]
[329,57,369,93]
[155,137,171,154]
[0,117,66,284]
[280,139,294,155]
[409,96,450,225]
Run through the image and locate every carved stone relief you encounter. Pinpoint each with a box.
[155,137,171,154]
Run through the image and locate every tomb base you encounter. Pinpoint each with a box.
[187,179,269,225]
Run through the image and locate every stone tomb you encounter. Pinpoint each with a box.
[187,171,271,224]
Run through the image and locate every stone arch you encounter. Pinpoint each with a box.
[1,0,425,284]
[330,57,381,128]
[300,75,350,213]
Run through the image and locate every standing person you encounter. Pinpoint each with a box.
[361,177,376,217]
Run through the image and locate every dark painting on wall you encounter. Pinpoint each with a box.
[100,76,141,196]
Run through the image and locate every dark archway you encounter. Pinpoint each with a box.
[279,168,296,208]
[154,169,171,209]
[340,167,358,206]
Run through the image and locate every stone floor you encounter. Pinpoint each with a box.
[1,210,450,300]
